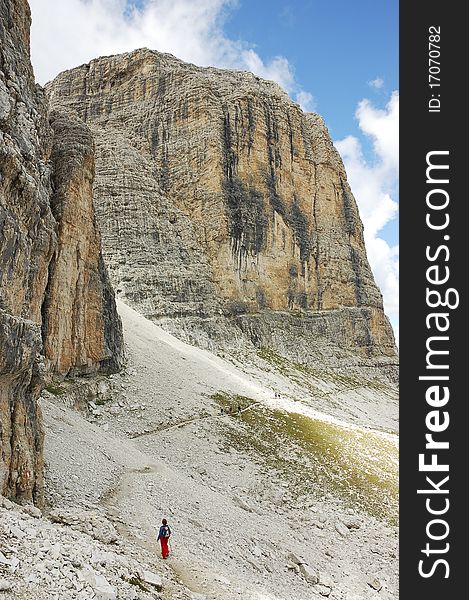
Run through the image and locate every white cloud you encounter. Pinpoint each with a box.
[28,0,312,107]
[356,92,399,173]
[295,90,315,112]
[240,49,294,91]
[335,92,399,332]
[368,76,384,90]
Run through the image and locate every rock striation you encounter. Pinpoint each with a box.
[42,110,123,376]
[48,49,396,361]
[0,0,123,505]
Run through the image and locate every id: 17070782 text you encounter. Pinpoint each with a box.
[428,25,441,113]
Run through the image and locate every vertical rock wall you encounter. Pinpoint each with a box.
[0,0,123,505]
[42,111,123,376]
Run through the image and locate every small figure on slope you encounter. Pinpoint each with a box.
[157,518,171,559]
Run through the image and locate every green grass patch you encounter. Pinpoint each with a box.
[211,392,254,413]
[45,383,67,396]
[212,391,398,525]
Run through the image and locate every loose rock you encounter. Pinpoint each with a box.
[367,578,383,592]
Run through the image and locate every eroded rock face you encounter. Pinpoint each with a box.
[0,0,54,506]
[0,0,123,505]
[42,110,123,376]
[48,49,396,360]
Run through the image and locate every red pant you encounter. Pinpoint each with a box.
[160,536,169,558]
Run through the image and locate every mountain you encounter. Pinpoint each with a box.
[47,49,397,371]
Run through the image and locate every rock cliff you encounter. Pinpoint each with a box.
[0,0,123,505]
[42,110,123,376]
[48,49,396,362]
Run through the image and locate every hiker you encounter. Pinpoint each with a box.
[157,518,171,559]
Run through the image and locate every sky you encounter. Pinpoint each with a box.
[28,0,399,340]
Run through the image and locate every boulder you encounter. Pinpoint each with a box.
[251,545,262,557]
[23,505,42,519]
[142,570,163,591]
[367,578,383,592]
[334,521,349,537]
[0,579,13,592]
[9,525,25,539]
[299,563,319,584]
[287,552,304,565]
[339,515,361,530]
[81,568,117,600]
[0,497,14,510]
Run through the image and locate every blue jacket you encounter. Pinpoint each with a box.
[157,524,171,540]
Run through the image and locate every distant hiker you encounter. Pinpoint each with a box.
[237,404,241,413]
[220,408,224,415]
[157,518,171,559]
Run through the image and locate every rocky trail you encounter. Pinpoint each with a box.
[100,464,219,599]
[128,403,261,439]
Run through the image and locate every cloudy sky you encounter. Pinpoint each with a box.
[28,0,399,339]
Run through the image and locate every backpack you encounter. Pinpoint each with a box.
[161,525,171,538]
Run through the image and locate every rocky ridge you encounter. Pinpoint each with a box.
[0,0,123,505]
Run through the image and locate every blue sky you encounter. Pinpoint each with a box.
[29,0,399,338]
[223,0,398,141]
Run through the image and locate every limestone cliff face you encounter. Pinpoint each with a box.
[1,0,53,507]
[43,111,123,376]
[48,49,396,359]
[0,0,123,505]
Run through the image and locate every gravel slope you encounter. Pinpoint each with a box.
[2,301,398,599]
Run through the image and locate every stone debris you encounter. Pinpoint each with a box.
[334,521,350,538]
[0,502,164,600]
[49,508,119,544]
[367,578,383,592]
[6,306,398,600]
[298,563,319,585]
